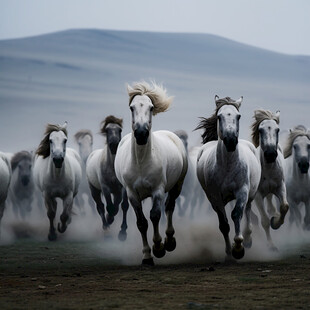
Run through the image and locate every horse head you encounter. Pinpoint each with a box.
[216,97,242,152]
[127,81,173,146]
[130,95,153,145]
[11,151,33,186]
[256,111,280,163]
[75,130,93,164]
[292,135,310,174]
[49,122,68,168]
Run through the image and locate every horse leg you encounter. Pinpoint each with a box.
[164,182,181,252]
[303,200,310,230]
[255,193,277,251]
[243,200,253,249]
[45,195,57,241]
[58,193,73,233]
[214,207,232,259]
[89,183,109,229]
[271,183,289,229]
[130,195,153,265]
[118,189,129,241]
[103,188,118,225]
[231,189,248,259]
[151,191,166,258]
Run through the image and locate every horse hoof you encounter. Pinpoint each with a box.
[164,236,176,252]
[57,223,67,234]
[142,258,154,266]
[48,232,57,241]
[152,243,166,258]
[232,244,245,260]
[118,230,127,242]
[270,217,282,230]
[106,214,114,225]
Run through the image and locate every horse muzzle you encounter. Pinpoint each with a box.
[53,156,64,168]
[108,140,119,155]
[298,157,309,174]
[264,148,278,163]
[223,135,238,152]
[21,176,30,186]
[134,125,149,145]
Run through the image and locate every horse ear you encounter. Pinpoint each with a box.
[235,96,243,108]
[214,95,220,107]
[275,110,280,118]
[62,121,68,129]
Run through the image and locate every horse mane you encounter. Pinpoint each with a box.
[127,81,173,115]
[11,151,32,171]
[174,130,188,141]
[100,115,123,134]
[251,109,280,147]
[36,123,68,158]
[195,97,241,144]
[283,125,310,158]
[74,129,93,143]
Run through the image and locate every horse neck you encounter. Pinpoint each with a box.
[106,145,116,165]
[131,131,153,164]
[216,139,239,166]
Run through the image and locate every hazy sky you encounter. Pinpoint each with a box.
[0,0,310,55]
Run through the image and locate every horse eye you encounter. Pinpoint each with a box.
[130,106,134,112]
[49,140,52,144]
[150,106,154,112]
[64,140,67,144]
[237,114,241,120]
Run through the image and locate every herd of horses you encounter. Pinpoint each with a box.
[0,81,309,265]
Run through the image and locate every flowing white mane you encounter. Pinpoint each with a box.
[127,81,173,115]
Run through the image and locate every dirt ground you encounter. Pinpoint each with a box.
[1,239,310,310]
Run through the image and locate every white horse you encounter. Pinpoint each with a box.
[0,152,11,235]
[86,115,129,240]
[251,109,289,250]
[10,151,35,219]
[33,122,82,241]
[196,96,261,260]
[74,129,95,213]
[115,81,188,265]
[283,125,310,229]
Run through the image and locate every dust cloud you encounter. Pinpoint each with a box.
[1,181,309,266]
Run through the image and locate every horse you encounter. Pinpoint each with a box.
[250,109,289,250]
[33,122,82,241]
[283,125,310,229]
[196,96,261,260]
[114,81,188,265]
[0,152,11,235]
[74,129,95,213]
[86,116,129,240]
[174,130,194,216]
[9,151,35,219]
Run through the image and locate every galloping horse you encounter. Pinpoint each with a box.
[115,82,188,265]
[10,151,35,218]
[0,152,11,235]
[283,125,310,229]
[74,129,95,213]
[33,122,82,240]
[251,109,289,250]
[196,96,261,260]
[86,116,129,240]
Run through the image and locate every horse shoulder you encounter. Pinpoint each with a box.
[86,149,103,190]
